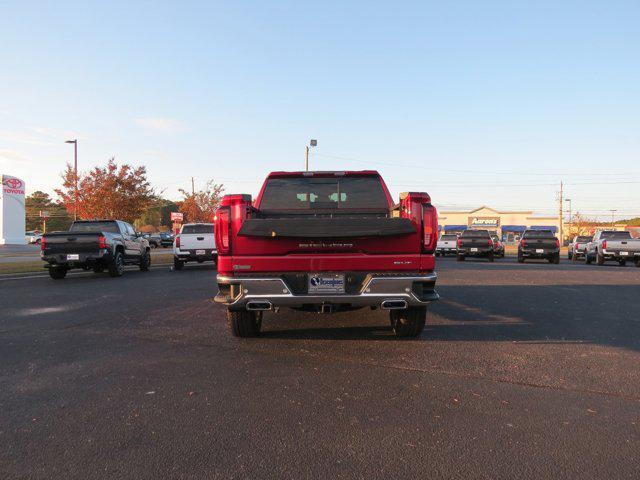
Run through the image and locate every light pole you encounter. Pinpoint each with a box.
[610,209,617,225]
[65,139,78,220]
[305,139,317,171]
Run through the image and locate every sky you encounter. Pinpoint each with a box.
[1,1,639,220]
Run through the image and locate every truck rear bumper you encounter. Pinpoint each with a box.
[215,273,438,310]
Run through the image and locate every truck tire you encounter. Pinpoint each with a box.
[596,251,605,266]
[618,259,626,266]
[227,309,261,337]
[488,252,494,262]
[108,251,125,277]
[173,257,184,270]
[456,254,465,262]
[49,266,67,280]
[553,253,560,264]
[635,258,640,268]
[390,307,426,338]
[93,265,104,273]
[517,253,524,263]
[140,251,151,271]
[585,252,593,265]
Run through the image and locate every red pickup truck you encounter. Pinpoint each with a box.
[213,171,439,337]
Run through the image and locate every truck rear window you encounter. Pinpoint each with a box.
[259,176,389,211]
[576,236,592,242]
[461,229,490,238]
[600,231,631,239]
[69,222,120,233]
[523,230,555,238]
[182,224,214,234]
[440,235,457,241]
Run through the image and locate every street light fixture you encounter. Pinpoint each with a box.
[305,139,317,171]
[65,139,78,220]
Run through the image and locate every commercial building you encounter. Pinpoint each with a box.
[438,206,561,244]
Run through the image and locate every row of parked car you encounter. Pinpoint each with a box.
[39,220,217,279]
[437,228,561,264]
[568,230,640,266]
[437,228,640,266]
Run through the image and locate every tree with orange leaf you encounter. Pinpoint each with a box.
[179,180,225,223]
[56,158,154,223]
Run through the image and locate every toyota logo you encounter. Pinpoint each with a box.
[3,178,23,189]
[310,277,320,286]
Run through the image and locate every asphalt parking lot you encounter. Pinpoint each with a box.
[1,258,639,479]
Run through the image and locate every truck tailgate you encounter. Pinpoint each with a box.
[42,233,102,254]
[180,234,216,250]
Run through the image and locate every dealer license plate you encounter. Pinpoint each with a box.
[308,274,345,293]
[620,251,629,256]
[536,249,544,253]
[196,249,206,255]
[67,254,80,260]
[470,248,478,252]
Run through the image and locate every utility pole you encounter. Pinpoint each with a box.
[305,139,317,171]
[558,181,563,242]
[191,177,195,195]
[65,139,78,220]
[610,209,617,224]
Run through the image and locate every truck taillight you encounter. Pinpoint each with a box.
[421,204,438,253]
[215,206,231,255]
[602,240,607,250]
[555,238,560,249]
[521,239,526,248]
[457,237,461,247]
[175,235,180,248]
[40,237,46,251]
[98,235,107,249]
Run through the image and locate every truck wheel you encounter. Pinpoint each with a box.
[517,253,524,263]
[585,253,593,265]
[456,254,465,262]
[553,253,560,264]
[93,265,104,273]
[173,257,184,270]
[108,251,125,277]
[635,258,640,268]
[227,309,261,337]
[140,251,151,271]
[618,259,626,266]
[49,266,67,280]
[596,251,605,266]
[488,252,494,262]
[390,307,426,338]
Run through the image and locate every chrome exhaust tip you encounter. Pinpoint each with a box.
[246,301,272,311]
[381,299,408,310]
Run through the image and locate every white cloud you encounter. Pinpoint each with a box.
[0,129,55,146]
[28,126,86,141]
[134,117,184,133]
[0,149,31,165]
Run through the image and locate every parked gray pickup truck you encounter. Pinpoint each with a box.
[585,230,640,267]
[41,220,151,279]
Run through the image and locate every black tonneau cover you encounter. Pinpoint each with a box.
[238,217,416,238]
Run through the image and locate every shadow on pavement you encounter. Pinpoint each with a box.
[260,284,640,352]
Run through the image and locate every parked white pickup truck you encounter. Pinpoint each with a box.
[173,223,217,270]
[585,230,640,267]
[436,234,458,257]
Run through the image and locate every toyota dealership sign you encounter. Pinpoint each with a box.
[0,174,26,244]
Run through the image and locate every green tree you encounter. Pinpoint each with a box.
[25,191,73,232]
